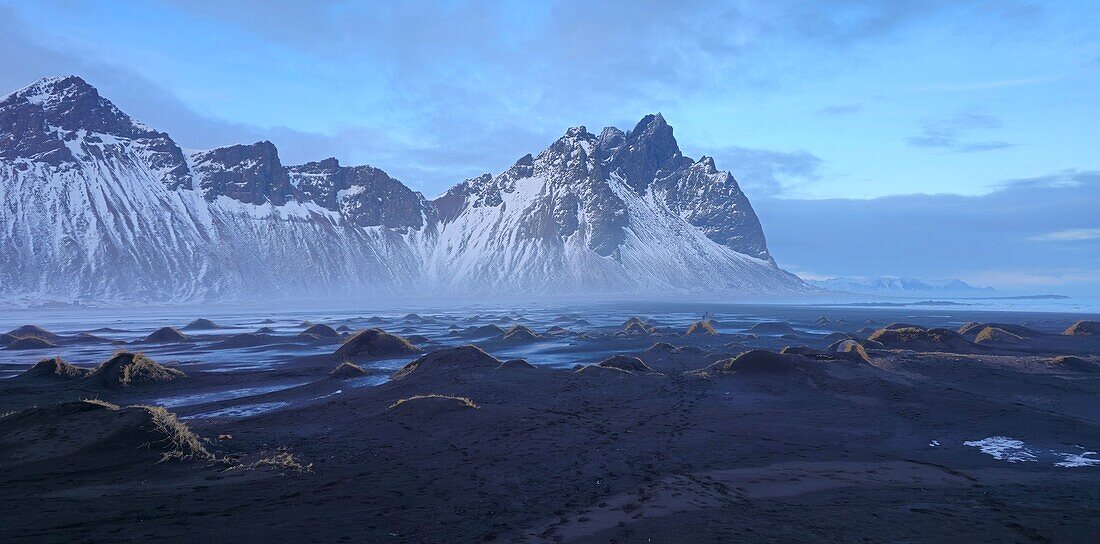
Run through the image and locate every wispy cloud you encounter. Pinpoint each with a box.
[1029,228,1100,242]
[905,112,1014,153]
[815,103,863,116]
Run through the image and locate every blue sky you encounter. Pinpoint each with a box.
[2,0,1099,295]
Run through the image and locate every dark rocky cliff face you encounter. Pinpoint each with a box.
[192,141,292,205]
[288,158,435,230]
[0,76,191,189]
[192,146,434,230]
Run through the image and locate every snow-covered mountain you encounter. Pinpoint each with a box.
[0,76,808,303]
[808,276,995,296]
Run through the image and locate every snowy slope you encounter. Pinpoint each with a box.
[426,120,807,295]
[0,76,807,303]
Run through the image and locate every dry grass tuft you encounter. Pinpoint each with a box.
[389,394,479,410]
[134,404,211,463]
[81,398,121,410]
[228,447,313,473]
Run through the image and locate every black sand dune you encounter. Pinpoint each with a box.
[498,359,538,371]
[701,349,802,376]
[335,329,422,359]
[79,352,186,390]
[330,361,368,378]
[748,321,796,335]
[183,318,225,331]
[391,345,500,380]
[12,357,90,382]
[502,324,540,342]
[300,324,340,338]
[6,324,63,342]
[958,321,1044,339]
[387,394,479,418]
[0,400,209,468]
[621,317,656,334]
[1049,355,1098,372]
[142,326,190,343]
[973,326,1028,345]
[3,336,57,350]
[868,326,978,352]
[597,355,655,373]
[405,334,431,344]
[1064,320,1100,336]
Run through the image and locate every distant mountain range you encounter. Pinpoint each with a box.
[0,76,809,303]
[807,276,995,296]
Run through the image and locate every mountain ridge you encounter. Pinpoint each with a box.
[0,75,809,303]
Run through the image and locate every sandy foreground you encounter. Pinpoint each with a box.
[1,310,1099,543]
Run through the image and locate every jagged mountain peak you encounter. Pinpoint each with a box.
[603,113,688,192]
[0,75,191,188]
[7,75,96,103]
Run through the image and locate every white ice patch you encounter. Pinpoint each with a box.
[964,436,1037,463]
[1055,451,1100,468]
[964,436,1100,468]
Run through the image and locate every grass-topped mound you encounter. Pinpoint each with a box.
[621,317,656,335]
[502,324,541,342]
[827,339,873,364]
[1063,320,1100,336]
[973,326,1027,345]
[1048,355,1098,372]
[702,350,801,376]
[5,324,63,342]
[685,320,718,336]
[330,361,369,379]
[0,400,210,467]
[959,322,1043,339]
[867,326,975,352]
[82,352,186,390]
[597,355,655,373]
[14,357,89,382]
[335,329,423,358]
[391,346,500,380]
